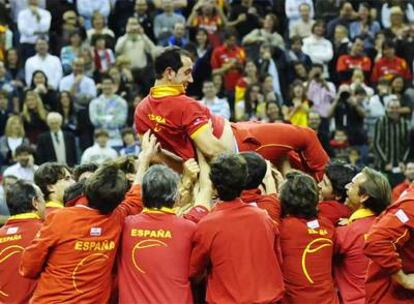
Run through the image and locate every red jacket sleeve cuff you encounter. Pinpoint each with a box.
[183,205,209,223]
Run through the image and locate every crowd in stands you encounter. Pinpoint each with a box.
[1,0,414,303]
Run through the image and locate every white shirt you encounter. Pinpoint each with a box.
[81,144,118,165]
[285,0,314,27]
[3,163,38,182]
[25,54,63,89]
[17,7,51,44]
[11,0,46,22]
[7,138,23,155]
[51,130,67,165]
[59,74,97,106]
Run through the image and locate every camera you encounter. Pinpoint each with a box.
[339,91,351,101]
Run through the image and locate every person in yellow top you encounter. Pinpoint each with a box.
[284,80,310,127]
[235,83,266,121]
[34,162,75,217]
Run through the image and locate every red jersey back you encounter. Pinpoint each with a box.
[0,214,42,304]
[134,86,224,160]
[280,216,338,304]
[118,210,196,304]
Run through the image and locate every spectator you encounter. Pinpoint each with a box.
[290,3,315,39]
[285,0,314,29]
[364,78,393,140]
[80,129,118,164]
[200,80,230,119]
[349,68,374,97]
[279,171,338,303]
[87,11,115,48]
[285,80,310,127]
[318,161,356,226]
[0,91,11,136]
[211,29,246,106]
[119,127,140,156]
[287,36,312,71]
[314,0,338,22]
[256,44,283,103]
[0,61,19,113]
[56,91,77,134]
[187,0,226,48]
[395,23,414,74]
[0,25,13,62]
[3,144,37,182]
[330,25,350,83]
[262,74,281,105]
[235,60,258,103]
[89,76,128,148]
[0,115,29,167]
[115,18,156,92]
[167,22,188,47]
[153,0,186,45]
[0,175,17,219]
[235,83,265,121]
[0,180,44,303]
[56,10,86,51]
[336,36,372,84]
[59,57,97,111]
[302,20,334,77]
[17,0,51,63]
[190,153,284,303]
[133,0,156,42]
[76,0,111,30]
[91,34,115,81]
[30,70,59,111]
[392,161,414,202]
[330,85,368,163]
[264,102,283,123]
[36,112,77,166]
[292,61,309,82]
[381,2,414,29]
[306,63,336,133]
[186,28,213,98]
[308,110,334,157]
[326,1,355,40]
[25,38,63,90]
[390,75,414,117]
[371,40,411,83]
[227,0,261,39]
[336,167,391,303]
[22,90,48,144]
[60,30,85,75]
[349,3,381,50]
[242,13,285,57]
[386,6,409,39]
[374,98,410,185]
[5,48,25,93]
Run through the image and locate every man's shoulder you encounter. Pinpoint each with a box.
[3,163,19,175]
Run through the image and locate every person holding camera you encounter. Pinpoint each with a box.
[329,85,369,164]
[306,63,336,134]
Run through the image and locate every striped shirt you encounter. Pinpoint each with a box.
[373,116,410,168]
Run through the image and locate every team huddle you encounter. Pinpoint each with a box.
[1,47,414,303]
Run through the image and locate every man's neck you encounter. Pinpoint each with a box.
[204,96,216,102]
[103,93,113,98]
[154,79,177,87]
[50,128,61,133]
[38,53,47,59]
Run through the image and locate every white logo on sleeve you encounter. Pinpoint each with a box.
[90,227,102,236]
[395,209,409,224]
[307,220,320,229]
[6,227,18,235]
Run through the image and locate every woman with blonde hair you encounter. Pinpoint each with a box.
[21,90,48,144]
[0,115,29,166]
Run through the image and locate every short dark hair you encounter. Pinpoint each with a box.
[73,163,99,181]
[224,28,238,41]
[85,162,129,214]
[35,163,70,200]
[121,127,136,138]
[311,20,325,33]
[94,128,109,138]
[358,167,391,215]
[382,39,396,51]
[154,47,191,79]
[30,70,49,89]
[290,35,302,45]
[15,144,35,157]
[101,74,114,83]
[280,171,319,219]
[142,165,179,209]
[325,161,358,203]
[239,152,267,190]
[6,180,38,215]
[63,179,86,206]
[210,153,247,201]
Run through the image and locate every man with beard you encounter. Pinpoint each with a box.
[3,144,38,182]
[392,162,414,202]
